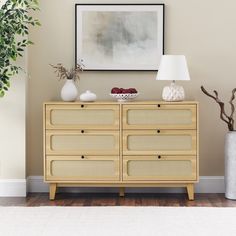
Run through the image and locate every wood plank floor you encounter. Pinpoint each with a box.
[0,193,236,207]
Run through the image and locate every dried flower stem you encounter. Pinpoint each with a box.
[201,86,236,131]
[50,63,84,81]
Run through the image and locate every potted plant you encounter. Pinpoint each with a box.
[201,86,236,199]
[0,0,40,97]
[50,63,83,102]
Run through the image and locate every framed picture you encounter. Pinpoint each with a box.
[75,4,165,71]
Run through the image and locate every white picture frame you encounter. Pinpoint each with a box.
[75,4,164,71]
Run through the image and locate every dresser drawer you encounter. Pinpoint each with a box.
[46,156,119,181]
[45,104,119,130]
[46,130,119,155]
[123,130,196,155]
[123,104,196,129]
[123,156,197,181]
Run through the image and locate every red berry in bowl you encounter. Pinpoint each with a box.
[129,88,138,94]
[122,89,130,94]
[111,87,121,94]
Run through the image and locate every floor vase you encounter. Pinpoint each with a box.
[225,131,236,199]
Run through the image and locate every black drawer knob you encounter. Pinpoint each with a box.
[158,155,161,159]
[157,104,161,108]
[81,105,84,108]
[81,156,85,159]
[157,130,160,133]
[81,130,85,133]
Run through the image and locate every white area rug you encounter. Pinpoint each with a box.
[0,207,236,236]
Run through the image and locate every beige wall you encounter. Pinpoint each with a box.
[28,0,236,176]
[0,73,26,179]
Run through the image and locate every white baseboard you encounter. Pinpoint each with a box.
[27,176,49,193]
[0,179,27,197]
[27,176,225,194]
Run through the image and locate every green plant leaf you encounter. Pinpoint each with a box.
[0,0,40,97]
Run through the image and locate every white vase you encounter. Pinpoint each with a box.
[80,90,97,102]
[225,131,236,199]
[61,80,78,102]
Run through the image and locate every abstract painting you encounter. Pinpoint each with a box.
[76,4,164,71]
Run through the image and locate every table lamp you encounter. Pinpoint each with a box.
[156,55,190,101]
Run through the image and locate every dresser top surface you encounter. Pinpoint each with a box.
[44,101,198,105]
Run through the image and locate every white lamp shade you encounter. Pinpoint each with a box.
[156,55,190,81]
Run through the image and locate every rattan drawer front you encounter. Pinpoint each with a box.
[123,104,196,129]
[123,130,196,155]
[123,156,196,181]
[46,104,119,130]
[46,130,119,155]
[46,156,119,181]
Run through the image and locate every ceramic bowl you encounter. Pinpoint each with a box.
[110,93,139,102]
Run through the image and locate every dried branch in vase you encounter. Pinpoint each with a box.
[50,63,84,81]
[201,86,236,131]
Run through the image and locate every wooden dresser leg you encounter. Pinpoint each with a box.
[187,184,194,200]
[49,183,57,200]
[119,187,125,197]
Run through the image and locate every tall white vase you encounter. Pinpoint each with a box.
[61,80,78,102]
[225,131,236,199]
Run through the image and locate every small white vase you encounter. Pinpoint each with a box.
[225,131,236,199]
[80,90,97,102]
[61,80,78,102]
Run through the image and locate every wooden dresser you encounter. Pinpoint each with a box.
[43,101,199,200]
